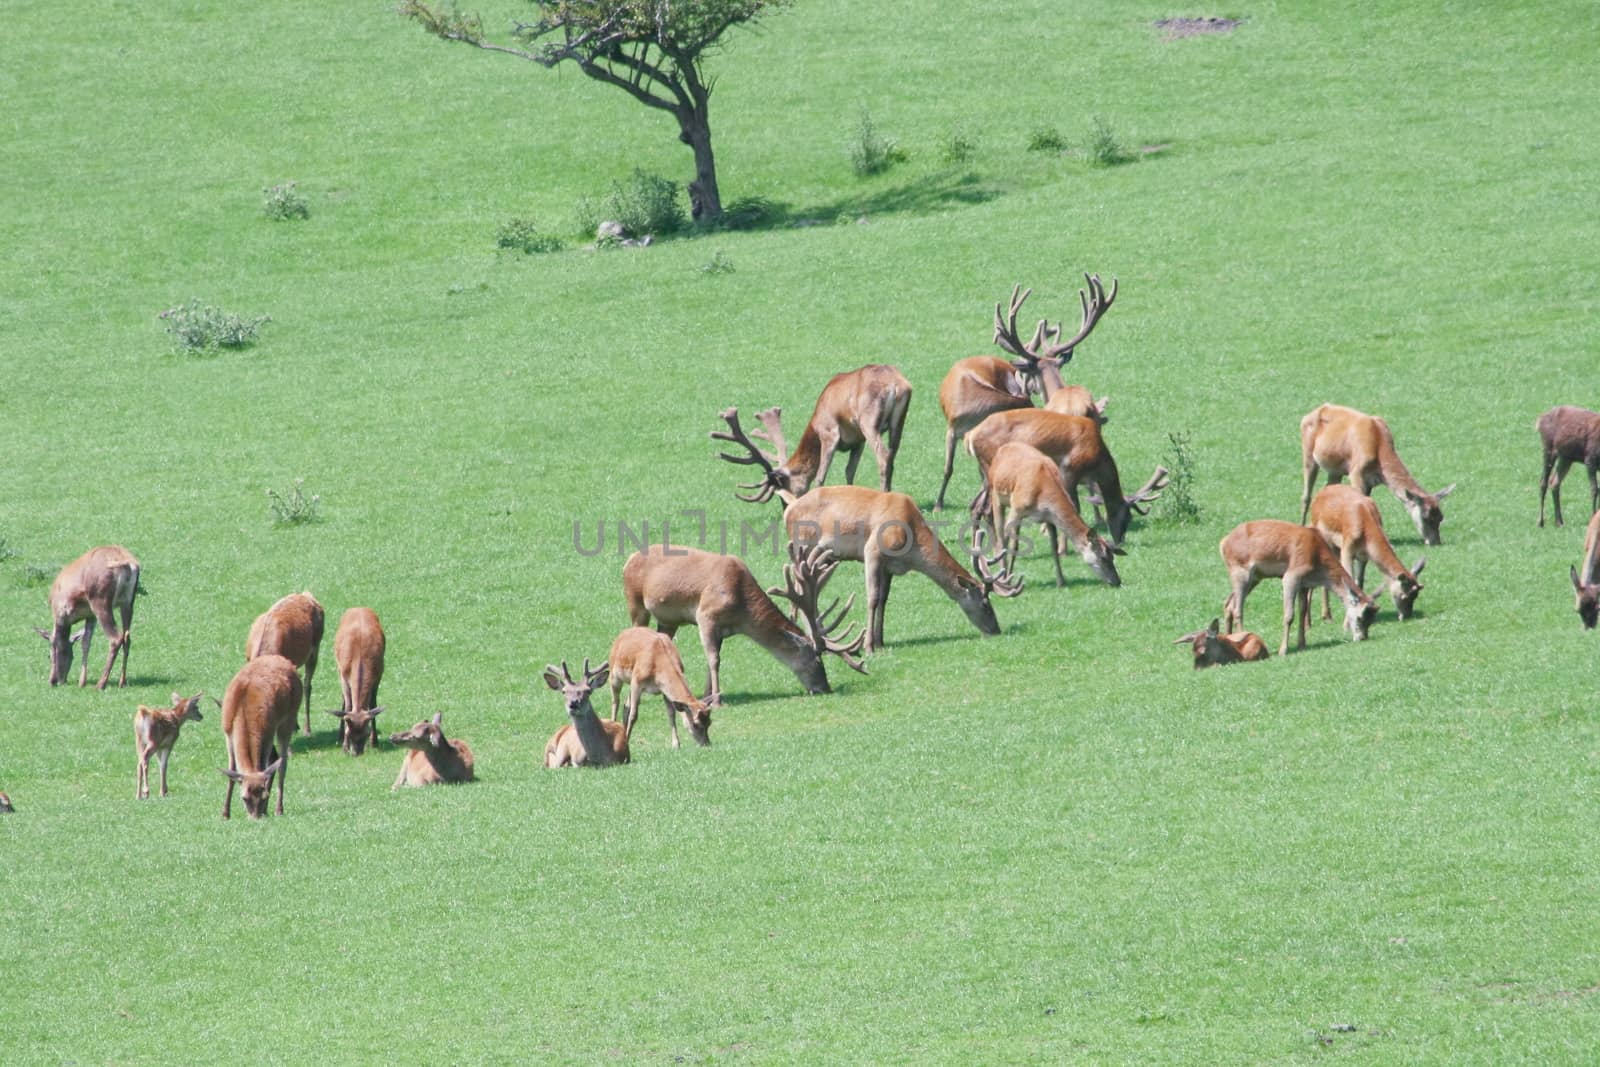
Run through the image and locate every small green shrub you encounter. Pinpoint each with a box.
[1088,115,1131,166]
[262,181,309,220]
[267,479,322,526]
[941,127,977,165]
[714,196,777,231]
[1160,431,1201,524]
[700,250,734,275]
[22,563,56,587]
[576,169,685,240]
[495,217,564,254]
[849,110,907,176]
[1027,126,1069,152]
[158,300,270,352]
[0,537,16,564]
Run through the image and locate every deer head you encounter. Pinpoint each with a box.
[34,625,85,687]
[1174,618,1226,669]
[220,755,284,820]
[1572,565,1600,630]
[713,407,797,504]
[389,711,451,751]
[767,542,869,687]
[669,699,713,747]
[1402,484,1456,546]
[541,661,611,720]
[955,528,1022,635]
[1392,558,1425,621]
[327,706,384,756]
[1342,588,1382,641]
[1077,532,1126,587]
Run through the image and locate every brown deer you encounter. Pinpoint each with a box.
[0,792,11,814]
[935,276,1116,509]
[1220,520,1380,656]
[622,540,866,705]
[390,712,476,787]
[219,654,302,820]
[543,660,630,768]
[982,441,1124,588]
[1571,511,1600,629]
[326,607,386,756]
[34,545,140,689]
[725,364,911,500]
[1309,484,1426,621]
[246,592,325,736]
[1044,384,1110,424]
[607,627,711,748]
[134,691,204,799]
[1537,405,1600,527]
[1298,404,1456,545]
[1173,618,1270,669]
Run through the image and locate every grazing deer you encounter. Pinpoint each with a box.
[1537,405,1600,527]
[246,592,325,736]
[725,364,912,500]
[1571,511,1600,630]
[964,409,1167,546]
[607,627,711,748]
[327,607,386,756]
[622,541,866,705]
[219,654,302,820]
[390,712,476,787]
[1174,618,1270,669]
[134,691,204,799]
[1309,484,1426,621]
[543,660,629,768]
[1298,404,1456,545]
[982,441,1123,588]
[35,545,140,689]
[935,276,1116,509]
[1220,520,1380,656]
[0,792,11,814]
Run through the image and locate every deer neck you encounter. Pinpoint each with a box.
[1037,493,1091,551]
[739,594,815,667]
[568,705,616,765]
[910,530,976,600]
[1362,529,1409,582]
[784,426,824,490]
[1036,361,1067,401]
[1376,443,1423,500]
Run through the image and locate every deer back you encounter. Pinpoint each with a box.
[334,607,386,708]
[222,656,302,772]
[938,357,1031,430]
[247,592,325,666]
[49,546,139,623]
[966,409,1106,476]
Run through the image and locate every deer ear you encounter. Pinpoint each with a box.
[1434,483,1456,501]
[210,695,224,708]
[430,712,442,727]
[219,768,244,782]
[1206,618,1221,636]
[171,691,184,706]
[1411,557,1426,577]
[1111,544,1128,557]
[261,756,285,777]
[589,667,611,689]
[1173,632,1200,646]
[325,708,348,718]
[33,628,51,641]
[1370,589,1386,604]
[369,706,385,717]
[542,668,563,691]
[1573,565,1583,591]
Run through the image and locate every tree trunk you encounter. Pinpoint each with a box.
[679,109,722,224]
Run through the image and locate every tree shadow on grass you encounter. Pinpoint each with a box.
[709,170,1002,235]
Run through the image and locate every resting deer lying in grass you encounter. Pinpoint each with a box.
[1309,484,1426,621]
[981,441,1123,588]
[35,545,140,689]
[1299,404,1455,545]
[1220,520,1380,656]
[1174,619,1269,669]
[607,628,711,748]
[0,791,11,814]
[247,592,325,735]
[935,276,1116,509]
[1537,405,1600,527]
[544,660,629,768]
[390,712,476,787]
[327,607,385,756]
[219,654,302,819]
[1571,511,1600,630]
[623,540,866,705]
[134,691,204,799]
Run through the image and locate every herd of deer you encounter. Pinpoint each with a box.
[11,277,1600,815]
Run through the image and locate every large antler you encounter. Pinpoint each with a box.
[993,273,1119,373]
[968,526,1024,598]
[767,542,868,674]
[712,407,789,504]
[1085,465,1170,516]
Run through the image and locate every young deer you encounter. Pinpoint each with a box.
[622,541,866,705]
[219,654,302,820]
[982,441,1123,588]
[390,712,476,787]
[246,592,325,735]
[134,691,204,799]
[1570,511,1600,630]
[1174,619,1270,669]
[35,545,140,689]
[326,607,386,756]
[1220,520,1380,656]
[1537,405,1600,528]
[1299,404,1456,545]
[1309,484,1426,621]
[543,660,630,768]
[607,627,711,748]
[935,276,1116,510]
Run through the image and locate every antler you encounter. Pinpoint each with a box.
[752,407,789,464]
[968,526,1024,598]
[992,274,1118,373]
[712,407,788,504]
[766,542,868,673]
[1124,465,1170,516]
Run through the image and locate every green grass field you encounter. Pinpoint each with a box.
[4,1,1599,1062]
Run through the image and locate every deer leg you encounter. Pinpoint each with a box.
[157,747,172,798]
[609,675,622,722]
[116,594,134,688]
[864,554,890,653]
[1047,524,1066,589]
[77,617,96,687]
[813,432,840,489]
[1280,581,1299,656]
[1538,449,1557,526]
[666,696,680,749]
[844,443,864,485]
[699,628,724,706]
[936,428,959,512]
[626,682,643,739]
[274,727,291,815]
[1300,458,1320,524]
[137,745,149,800]
[89,601,122,690]
[1587,461,1599,521]
[302,649,318,735]
[1550,457,1573,527]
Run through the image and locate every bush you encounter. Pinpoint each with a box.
[262,182,309,220]
[1088,115,1131,166]
[267,479,321,526]
[700,250,734,275]
[158,300,270,352]
[1160,431,1201,524]
[1027,126,1069,152]
[576,169,685,240]
[22,563,56,587]
[495,217,564,254]
[849,110,907,177]
[941,127,977,165]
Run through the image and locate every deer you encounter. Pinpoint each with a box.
[219,654,302,820]
[606,627,711,748]
[390,712,476,787]
[723,364,911,502]
[981,441,1124,588]
[1537,405,1600,528]
[1173,618,1270,669]
[35,545,140,689]
[326,607,385,756]
[1298,404,1456,545]
[622,539,866,706]
[0,792,11,814]
[1308,484,1426,622]
[935,275,1116,509]
[543,660,629,768]
[1044,384,1110,425]
[134,691,204,800]
[1220,520,1381,656]
[246,592,325,736]
[1571,511,1600,630]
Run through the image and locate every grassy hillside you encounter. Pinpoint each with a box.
[3,1,1598,1062]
